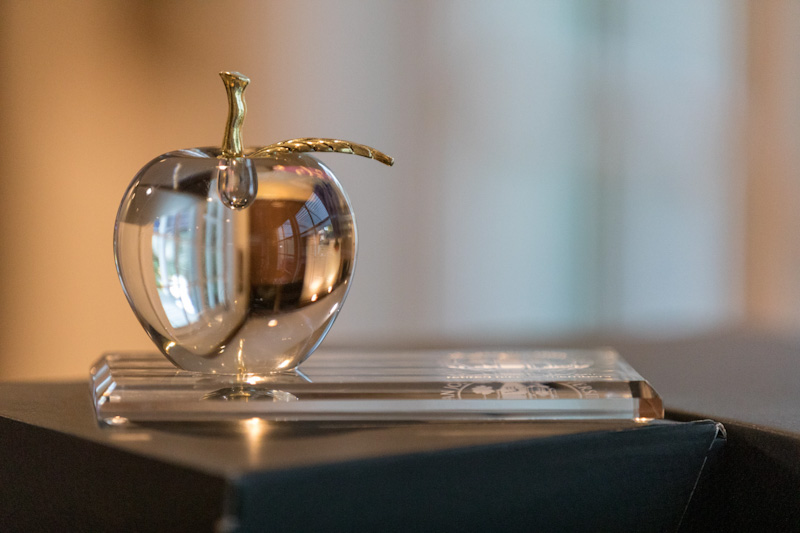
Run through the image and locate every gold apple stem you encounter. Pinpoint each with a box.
[220,71,250,158]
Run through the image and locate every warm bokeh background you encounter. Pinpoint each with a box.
[1,0,798,380]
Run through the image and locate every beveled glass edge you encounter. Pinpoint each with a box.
[90,350,664,425]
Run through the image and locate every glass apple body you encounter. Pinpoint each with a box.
[114,147,356,374]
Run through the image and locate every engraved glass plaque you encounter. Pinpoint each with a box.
[91,349,663,424]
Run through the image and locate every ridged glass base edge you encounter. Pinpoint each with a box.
[90,350,664,424]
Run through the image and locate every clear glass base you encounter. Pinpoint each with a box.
[90,349,663,424]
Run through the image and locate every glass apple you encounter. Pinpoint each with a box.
[114,72,392,375]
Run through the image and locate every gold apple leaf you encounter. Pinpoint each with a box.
[251,138,394,167]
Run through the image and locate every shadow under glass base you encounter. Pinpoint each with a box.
[90,349,663,424]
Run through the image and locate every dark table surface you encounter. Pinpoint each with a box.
[1,328,799,531]
[1,328,799,473]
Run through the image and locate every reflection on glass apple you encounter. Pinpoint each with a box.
[114,72,392,374]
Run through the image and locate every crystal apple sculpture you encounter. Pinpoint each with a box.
[114,72,392,374]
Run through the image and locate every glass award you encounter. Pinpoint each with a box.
[91,349,663,424]
[95,72,663,425]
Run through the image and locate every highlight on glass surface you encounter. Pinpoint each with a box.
[114,72,393,375]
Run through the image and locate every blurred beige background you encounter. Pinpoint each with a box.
[0,0,798,380]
